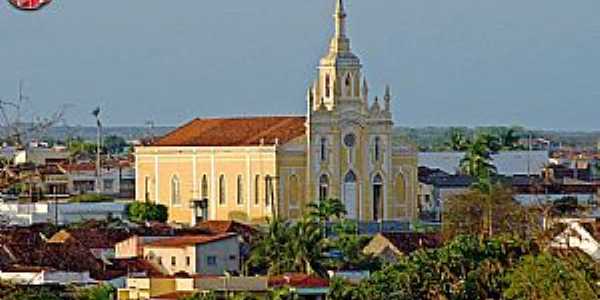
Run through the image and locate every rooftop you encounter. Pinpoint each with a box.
[151,116,306,147]
[143,233,237,248]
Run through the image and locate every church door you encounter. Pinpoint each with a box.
[343,171,357,220]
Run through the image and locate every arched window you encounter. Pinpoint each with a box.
[325,74,331,98]
[374,137,382,162]
[201,175,208,200]
[319,174,329,201]
[255,175,261,205]
[171,175,180,205]
[344,171,357,219]
[237,175,244,205]
[289,175,299,207]
[372,174,383,221]
[265,175,274,206]
[219,175,226,205]
[345,73,352,96]
[320,137,327,162]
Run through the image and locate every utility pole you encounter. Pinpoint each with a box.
[92,107,102,194]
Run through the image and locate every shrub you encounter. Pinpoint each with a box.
[69,193,114,203]
[127,201,168,223]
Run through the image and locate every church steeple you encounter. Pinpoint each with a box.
[329,0,351,54]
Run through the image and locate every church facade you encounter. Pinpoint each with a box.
[134,0,418,225]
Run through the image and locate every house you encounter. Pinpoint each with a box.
[134,0,419,226]
[59,161,135,197]
[142,233,240,276]
[363,232,442,264]
[550,218,600,261]
[14,148,69,166]
[118,273,329,300]
[418,167,473,222]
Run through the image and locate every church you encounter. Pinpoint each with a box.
[134,0,418,225]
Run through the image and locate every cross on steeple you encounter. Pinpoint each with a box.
[329,0,351,54]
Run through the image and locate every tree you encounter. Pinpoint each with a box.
[504,253,599,299]
[460,134,500,237]
[447,128,470,151]
[307,198,347,224]
[442,187,538,241]
[0,81,67,147]
[103,135,128,154]
[127,202,168,223]
[73,284,115,300]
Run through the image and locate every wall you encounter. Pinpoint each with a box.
[135,146,278,225]
[195,236,240,276]
[143,246,196,275]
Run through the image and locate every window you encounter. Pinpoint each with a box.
[171,176,181,205]
[255,175,261,205]
[157,257,162,265]
[201,174,208,199]
[229,255,237,260]
[325,74,331,98]
[345,73,352,96]
[289,175,299,207]
[144,176,150,201]
[265,175,274,206]
[320,137,327,161]
[171,256,176,266]
[319,174,329,201]
[186,256,191,267]
[206,256,217,266]
[103,179,114,191]
[374,137,382,162]
[219,175,226,205]
[373,174,383,221]
[237,175,244,205]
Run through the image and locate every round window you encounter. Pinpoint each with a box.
[344,133,356,148]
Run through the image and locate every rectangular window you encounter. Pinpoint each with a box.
[206,256,217,266]
[171,256,176,266]
[103,179,114,190]
[186,256,191,267]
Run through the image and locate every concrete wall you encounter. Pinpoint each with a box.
[0,201,128,226]
[195,236,240,276]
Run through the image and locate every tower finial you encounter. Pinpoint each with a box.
[384,85,391,111]
[334,0,347,38]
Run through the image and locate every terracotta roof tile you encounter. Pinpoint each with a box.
[152,116,306,147]
[268,273,329,288]
[144,233,237,248]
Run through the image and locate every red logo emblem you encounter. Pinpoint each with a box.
[9,0,51,11]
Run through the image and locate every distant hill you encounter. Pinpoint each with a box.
[38,126,175,142]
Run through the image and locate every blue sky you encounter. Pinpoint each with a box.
[1,0,599,130]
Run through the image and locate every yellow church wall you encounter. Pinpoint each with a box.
[276,151,308,220]
[135,146,279,225]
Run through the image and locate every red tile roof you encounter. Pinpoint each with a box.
[194,221,257,241]
[143,233,237,248]
[268,273,330,289]
[152,116,306,147]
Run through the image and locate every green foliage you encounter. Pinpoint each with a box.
[0,281,63,300]
[67,137,97,157]
[103,135,128,154]
[504,253,599,300]
[127,201,168,223]
[73,284,115,300]
[329,235,534,300]
[247,199,377,276]
[69,193,114,203]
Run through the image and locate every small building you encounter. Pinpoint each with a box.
[0,201,128,226]
[142,233,240,276]
[118,273,329,300]
[14,148,69,166]
[363,232,442,264]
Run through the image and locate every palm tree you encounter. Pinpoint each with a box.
[460,134,498,237]
[246,218,294,275]
[289,217,326,275]
[448,129,471,151]
[307,198,347,224]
